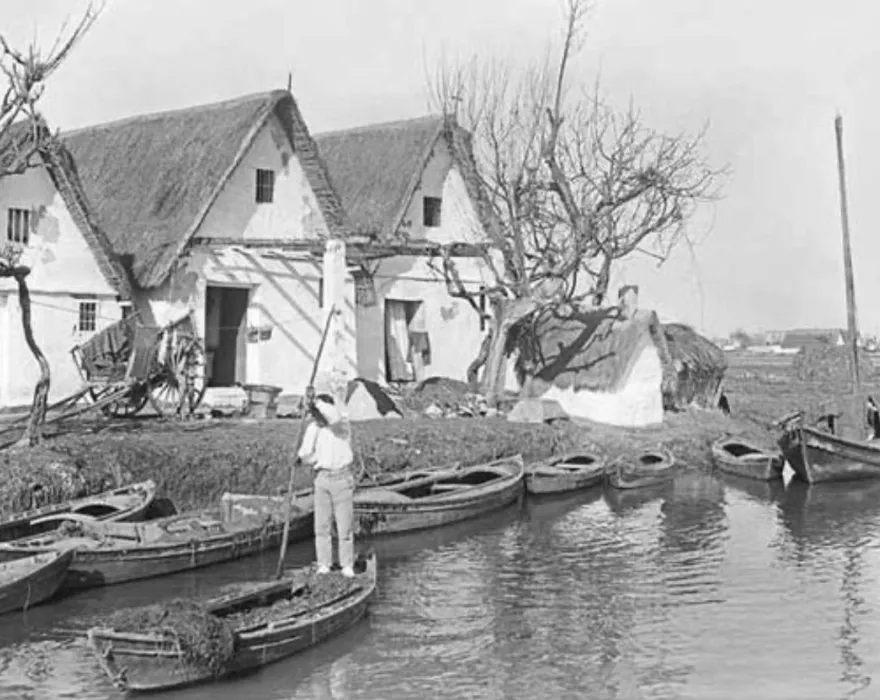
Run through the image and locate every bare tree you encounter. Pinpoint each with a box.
[0,3,103,446]
[429,0,726,406]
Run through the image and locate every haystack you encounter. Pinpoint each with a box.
[514,306,669,427]
[345,378,403,421]
[661,323,727,410]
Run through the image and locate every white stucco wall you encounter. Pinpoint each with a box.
[537,344,664,427]
[132,115,353,396]
[0,164,123,409]
[197,118,329,242]
[139,248,356,396]
[355,137,517,390]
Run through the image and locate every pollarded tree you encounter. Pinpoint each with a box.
[430,0,727,406]
[0,3,102,446]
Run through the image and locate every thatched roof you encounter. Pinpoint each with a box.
[662,323,726,375]
[0,121,132,299]
[781,328,844,349]
[61,90,349,289]
[516,308,668,395]
[314,115,500,242]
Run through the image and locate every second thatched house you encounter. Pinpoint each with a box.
[513,287,726,427]
[314,115,515,389]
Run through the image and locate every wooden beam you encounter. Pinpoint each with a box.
[188,237,492,261]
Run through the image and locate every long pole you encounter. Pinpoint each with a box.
[835,116,861,396]
[275,304,336,579]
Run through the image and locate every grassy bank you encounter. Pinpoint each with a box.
[2,354,864,517]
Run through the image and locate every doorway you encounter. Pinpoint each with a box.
[385,299,428,383]
[205,286,250,387]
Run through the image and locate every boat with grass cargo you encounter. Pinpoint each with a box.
[607,449,675,490]
[525,450,606,495]
[0,491,314,590]
[711,435,785,481]
[0,479,157,543]
[0,547,77,616]
[354,455,525,536]
[87,552,377,694]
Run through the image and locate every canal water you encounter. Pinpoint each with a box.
[2,468,880,699]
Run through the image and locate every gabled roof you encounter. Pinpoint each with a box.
[0,121,132,299]
[61,90,349,289]
[314,115,499,241]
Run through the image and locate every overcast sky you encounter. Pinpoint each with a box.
[5,0,880,338]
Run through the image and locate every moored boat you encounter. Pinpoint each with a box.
[87,553,377,693]
[0,548,76,616]
[607,449,675,490]
[0,480,157,542]
[354,455,525,536]
[779,415,880,484]
[525,450,606,495]
[0,491,314,590]
[710,436,785,481]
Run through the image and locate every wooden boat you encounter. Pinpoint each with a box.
[88,553,377,693]
[710,436,785,481]
[607,449,675,490]
[0,548,76,616]
[525,450,606,495]
[0,491,314,590]
[354,455,525,536]
[779,418,880,484]
[0,479,157,542]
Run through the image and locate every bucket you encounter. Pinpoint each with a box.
[242,384,282,419]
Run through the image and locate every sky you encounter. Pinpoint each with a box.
[4,0,880,339]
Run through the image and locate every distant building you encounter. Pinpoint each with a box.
[781,328,845,350]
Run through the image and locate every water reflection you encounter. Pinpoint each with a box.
[6,470,880,699]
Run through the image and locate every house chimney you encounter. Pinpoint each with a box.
[618,285,639,320]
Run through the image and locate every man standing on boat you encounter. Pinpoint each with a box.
[297,387,357,577]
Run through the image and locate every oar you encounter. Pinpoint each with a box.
[275,304,336,580]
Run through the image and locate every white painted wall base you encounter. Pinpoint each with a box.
[536,346,664,427]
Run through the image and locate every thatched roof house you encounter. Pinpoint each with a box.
[313,115,510,389]
[515,298,674,427]
[61,90,350,289]
[661,323,727,410]
[314,115,499,241]
[0,121,131,299]
[513,290,727,426]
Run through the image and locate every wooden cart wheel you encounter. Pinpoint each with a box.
[148,334,207,417]
[89,385,149,418]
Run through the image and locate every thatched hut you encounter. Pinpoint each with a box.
[661,323,727,410]
[514,290,673,427]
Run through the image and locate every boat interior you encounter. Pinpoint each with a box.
[723,442,762,458]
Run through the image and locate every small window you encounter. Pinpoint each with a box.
[7,208,31,244]
[423,196,442,228]
[256,169,275,204]
[121,305,133,321]
[78,301,97,333]
[318,277,324,307]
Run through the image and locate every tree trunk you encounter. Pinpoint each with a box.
[467,331,493,389]
[14,271,50,447]
[480,296,538,408]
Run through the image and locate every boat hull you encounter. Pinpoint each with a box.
[711,438,785,481]
[0,549,75,616]
[0,480,157,542]
[525,459,605,496]
[354,457,525,536]
[89,555,377,693]
[780,425,880,484]
[607,450,675,490]
[0,495,314,589]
